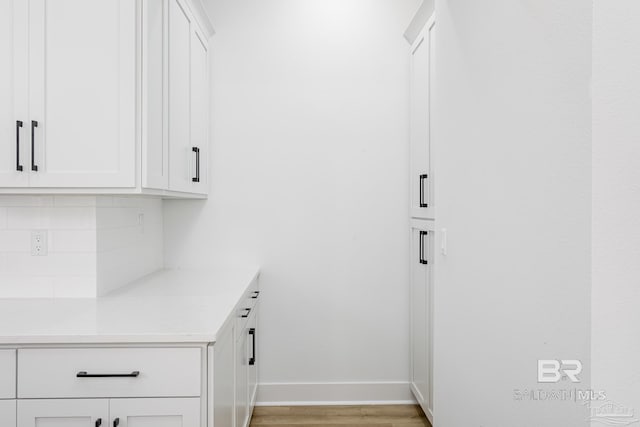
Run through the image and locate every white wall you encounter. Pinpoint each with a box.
[433,1,592,426]
[164,0,421,403]
[591,1,640,424]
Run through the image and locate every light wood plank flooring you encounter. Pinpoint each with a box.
[250,405,432,427]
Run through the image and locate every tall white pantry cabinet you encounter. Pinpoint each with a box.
[0,0,211,197]
[408,13,435,424]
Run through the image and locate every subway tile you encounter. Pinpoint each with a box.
[50,229,97,253]
[0,208,6,229]
[53,276,97,298]
[5,207,50,229]
[0,275,55,298]
[3,252,97,276]
[96,207,141,229]
[6,207,96,230]
[0,196,54,207]
[0,230,31,252]
[53,196,99,207]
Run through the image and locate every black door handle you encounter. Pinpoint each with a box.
[249,328,256,366]
[251,291,260,299]
[31,120,38,171]
[16,120,23,171]
[241,308,251,318]
[113,418,120,427]
[419,230,428,265]
[95,419,102,427]
[419,174,428,207]
[192,146,200,182]
[77,371,140,378]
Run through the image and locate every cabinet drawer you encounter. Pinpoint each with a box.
[0,350,16,399]
[236,280,259,339]
[18,347,201,399]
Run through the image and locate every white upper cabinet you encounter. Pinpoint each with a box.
[409,17,435,219]
[168,0,209,195]
[28,0,136,188]
[0,0,213,197]
[0,0,28,188]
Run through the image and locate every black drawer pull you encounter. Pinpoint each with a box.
[192,146,200,182]
[77,371,140,378]
[241,308,251,318]
[249,328,256,366]
[419,230,428,265]
[113,418,120,427]
[31,120,38,171]
[95,419,102,427]
[16,120,23,171]
[419,174,428,208]
[251,291,260,299]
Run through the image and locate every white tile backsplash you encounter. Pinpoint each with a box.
[0,196,164,298]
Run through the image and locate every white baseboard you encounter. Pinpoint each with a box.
[256,381,416,406]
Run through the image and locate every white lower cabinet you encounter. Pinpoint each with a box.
[0,400,16,426]
[110,398,200,427]
[17,398,198,427]
[410,219,434,423]
[17,399,108,427]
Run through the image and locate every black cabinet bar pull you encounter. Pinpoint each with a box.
[241,308,251,318]
[95,419,102,427]
[77,371,140,378]
[192,146,200,182]
[31,120,38,171]
[419,174,428,208]
[113,418,120,427]
[419,230,428,265]
[249,328,256,366]
[251,291,260,299]
[16,120,23,171]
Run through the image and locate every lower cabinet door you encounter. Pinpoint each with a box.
[0,400,16,426]
[109,398,200,427]
[214,323,235,427]
[17,399,108,427]
[235,325,249,427]
[247,308,258,410]
[409,220,433,422]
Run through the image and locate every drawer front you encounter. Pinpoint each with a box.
[0,350,16,399]
[18,347,201,398]
[236,280,259,340]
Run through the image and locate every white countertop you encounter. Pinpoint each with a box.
[0,268,259,345]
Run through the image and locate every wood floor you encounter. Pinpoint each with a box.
[250,405,432,427]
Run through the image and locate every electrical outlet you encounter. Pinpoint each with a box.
[31,230,48,256]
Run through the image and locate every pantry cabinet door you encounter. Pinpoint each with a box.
[17,399,108,427]
[0,400,16,427]
[109,398,200,427]
[27,0,136,188]
[410,220,433,420]
[0,0,29,187]
[409,19,435,219]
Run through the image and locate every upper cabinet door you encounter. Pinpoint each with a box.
[409,19,435,219]
[0,0,29,187]
[169,0,209,194]
[189,28,209,195]
[27,0,136,188]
